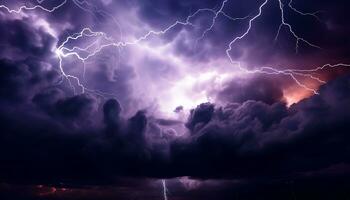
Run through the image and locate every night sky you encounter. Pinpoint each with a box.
[0,0,350,199]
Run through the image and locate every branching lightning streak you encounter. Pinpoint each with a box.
[0,0,67,14]
[1,0,349,197]
[1,0,348,94]
[53,1,245,95]
[226,0,269,60]
[71,0,123,40]
[195,0,252,47]
[59,0,340,95]
[1,0,348,95]
[275,0,321,53]
[57,0,324,94]
[196,0,229,43]
[225,0,319,94]
[287,0,323,22]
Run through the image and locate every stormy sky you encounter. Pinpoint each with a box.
[0,0,350,199]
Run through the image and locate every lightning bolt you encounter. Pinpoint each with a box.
[1,0,349,197]
[196,0,229,43]
[54,0,347,95]
[0,0,67,14]
[223,0,342,94]
[287,0,323,22]
[0,1,347,98]
[275,0,321,53]
[162,179,168,200]
[1,0,348,96]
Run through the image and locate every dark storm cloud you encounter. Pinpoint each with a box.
[185,102,215,132]
[0,11,145,184]
[1,65,350,184]
[0,14,60,105]
[0,15,55,59]
[0,58,59,103]
[103,99,122,128]
[215,75,284,105]
[166,74,350,179]
[1,1,350,199]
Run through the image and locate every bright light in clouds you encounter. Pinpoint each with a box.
[126,40,240,116]
[131,40,243,117]
[160,74,210,113]
[34,18,57,37]
[283,87,312,107]
[158,70,235,115]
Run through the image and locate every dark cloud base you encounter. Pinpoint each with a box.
[1,56,350,184]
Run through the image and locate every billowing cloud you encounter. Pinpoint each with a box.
[169,74,350,179]
[0,0,350,199]
[215,75,284,105]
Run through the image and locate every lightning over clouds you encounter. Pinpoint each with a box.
[0,0,350,199]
